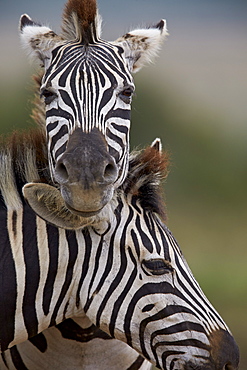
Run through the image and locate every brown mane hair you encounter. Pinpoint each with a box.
[31,72,46,128]
[123,145,170,220]
[62,0,98,41]
[1,129,49,185]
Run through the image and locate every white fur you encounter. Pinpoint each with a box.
[20,24,53,42]
[115,20,168,73]
[19,12,167,72]
[19,15,64,66]
[151,137,162,152]
[130,20,167,37]
[61,10,102,41]
[20,24,52,56]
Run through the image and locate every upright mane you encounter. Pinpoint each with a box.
[62,0,101,42]
[123,146,169,220]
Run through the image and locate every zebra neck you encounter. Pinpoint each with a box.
[2,317,151,370]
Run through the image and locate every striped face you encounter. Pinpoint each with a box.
[81,194,239,370]
[19,9,168,217]
[0,188,239,369]
[41,39,134,189]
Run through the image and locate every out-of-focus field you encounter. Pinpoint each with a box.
[1,0,246,368]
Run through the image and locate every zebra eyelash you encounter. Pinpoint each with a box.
[142,258,174,276]
[118,87,135,104]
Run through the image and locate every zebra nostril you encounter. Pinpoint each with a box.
[103,161,118,183]
[224,363,235,370]
[209,329,239,370]
[55,162,69,182]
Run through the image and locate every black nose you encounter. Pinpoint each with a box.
[209,329,239,370]
[55,152,118,187]
[54,128,119,188]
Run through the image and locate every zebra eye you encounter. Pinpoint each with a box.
[142,259,173,276]
[119,87,134,104]
[40,89,57,105]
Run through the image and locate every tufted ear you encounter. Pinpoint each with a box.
[151,138,162,153]
[23,183,93,229]
[114,20,168,73]
[19,14,64,67]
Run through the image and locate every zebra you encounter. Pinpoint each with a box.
[19,0,168,220]
[0,129,239,369]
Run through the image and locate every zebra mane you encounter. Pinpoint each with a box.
[31,73,46,128]
[0,129,50,186]
[123,146,169,220]
[62,0,101,42]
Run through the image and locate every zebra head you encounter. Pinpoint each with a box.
[19,0,168,218]
[0,131,239,369]
[80,141,239,370]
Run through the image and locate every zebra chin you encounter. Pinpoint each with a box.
[60,183,115,217]
[52,127,120,217]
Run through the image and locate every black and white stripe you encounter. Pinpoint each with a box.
[0,132,239,369]
[43,40,133,186]
[1,318,151,370]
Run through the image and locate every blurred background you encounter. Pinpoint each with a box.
[1,0,246,367]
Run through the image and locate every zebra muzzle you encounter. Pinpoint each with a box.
[22,182,98,229]
[53,128,119,215]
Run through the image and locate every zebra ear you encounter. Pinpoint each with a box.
[19,14,64,67]
[151,138,162,152]
[23,183,93,230]
[115,20,168,73]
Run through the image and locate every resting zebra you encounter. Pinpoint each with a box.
[0,0,239,368]
[0,131,239,369]
[18,0,168,219]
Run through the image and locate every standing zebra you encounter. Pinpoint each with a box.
[19,0,168,219]
[0,130,239,369]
